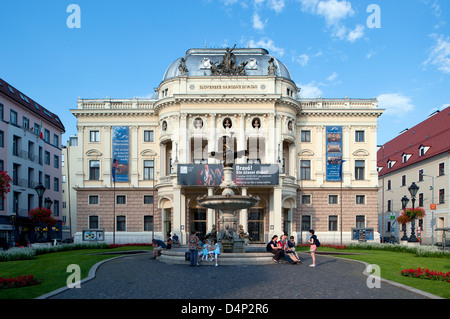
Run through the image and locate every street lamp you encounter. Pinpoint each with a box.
[35,183,45,207]
[407,182,420,243]
[400,196,409,241]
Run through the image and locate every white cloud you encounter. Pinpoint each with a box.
[424,34,450,74]
[252,12,266,30]
[326,72,338,82]
[346,24,364,42]
[267,0,285,13]
[298,0,364,42]
[377,93,415,116]
[247,38,285,56]
[295,54,310,66]
[316,0,354,26]
[299,82,323,98]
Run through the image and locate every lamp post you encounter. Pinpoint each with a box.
[400,195,409,241]
[422,174,435,246]
[44,197,53,240]
[407,182,419,243]
[35,183,45,207]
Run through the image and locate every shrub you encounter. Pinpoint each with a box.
[401,268,450,282]
[0,275,40,289]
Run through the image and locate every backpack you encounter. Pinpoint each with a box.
[315,237,321,247]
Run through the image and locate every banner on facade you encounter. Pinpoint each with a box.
[352,228,374,242]
[326,126,343,181]
[112,126,129,182]
[177,164,279,186]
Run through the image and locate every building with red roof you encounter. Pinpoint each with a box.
[377,106,450,245]
[0,78,65,247]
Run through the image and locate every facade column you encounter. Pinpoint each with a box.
[240,187,248,232]
[103,126,111,187]
[131,125,138,185]
[270,186,283,237]
[343,125,351,186]
[208,113,216,163]
[207,187,214,233]
[267,113,275,163]
[179,113,187,163]
[237,114,246,164]
[172,186,182,244]
[75,125,85,182]
[316,126,324,185]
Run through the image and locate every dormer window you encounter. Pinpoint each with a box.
[387,160,396,169]
[419,145,430,157]
[402,153,412,163]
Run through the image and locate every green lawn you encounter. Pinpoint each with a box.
[0,246,152,299]
[310,248,450,299]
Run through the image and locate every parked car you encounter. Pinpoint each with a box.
[62,238,74,244]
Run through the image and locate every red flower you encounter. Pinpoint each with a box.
[0,170,12,199]
[28,207,57,226]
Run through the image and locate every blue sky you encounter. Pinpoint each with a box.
[0,0,449,146]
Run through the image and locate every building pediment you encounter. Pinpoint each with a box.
[353,149,369,156]
[86,149,102,157]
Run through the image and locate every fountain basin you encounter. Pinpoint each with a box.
[197,195,259,212]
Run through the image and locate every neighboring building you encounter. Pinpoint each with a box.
[71,47,383,245]
[377,107,450,245]
[61,135,80,240]
[0,78,65,246]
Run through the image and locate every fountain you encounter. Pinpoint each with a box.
[196,135,259,253]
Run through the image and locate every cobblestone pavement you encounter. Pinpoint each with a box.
[48,252,432,299]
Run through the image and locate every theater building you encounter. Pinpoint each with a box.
[71,47,383,245]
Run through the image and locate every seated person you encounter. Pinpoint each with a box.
[152,238,167,259]
[165,234,173,249]
[285,235,301,264]
[266,235,284,263]
[172,233,180,247]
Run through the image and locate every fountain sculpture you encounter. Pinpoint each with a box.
[197,136,259,253]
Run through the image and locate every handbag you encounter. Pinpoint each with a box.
[185,252,190,261]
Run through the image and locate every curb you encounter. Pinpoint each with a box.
[35,252,150,299]
[299,252,444,299]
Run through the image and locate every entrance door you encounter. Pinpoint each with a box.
[190,208,207,241]
[248,209,264,242]
[163,208,172,237]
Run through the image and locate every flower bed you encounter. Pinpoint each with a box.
[0,275,40,289]
[401,268,450,282]
[108,243,153,248]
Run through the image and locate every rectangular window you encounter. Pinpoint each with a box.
[401,175,406,186]
[116,195,126,205]
[301,195,311,204]
[0,131,3,148]
[439,189,445,204]
[300,160,311,180]
[44,151,50,165]
[22,117,29,130]
[89,195,99,205]
[116,216,126,231]
[89,160,100,180]
[301,215,311,231]
[387,180,391,190]
[328,195,338,204]
[53,200,59,216]
[356,195,365,204]
[355,130,365,142]
[44,174,50,189]
[144,216,153,231]
[419,193,424,207]
[439,163,445,176]
[90,130,100,142]
[53,134,59,148]
[144,160,154,180]
[143,195,154,204]
[301,130,311,142]
[355,160,365,180]
[144,130,154,142]
[54,155,59,168]
[387,200,392,212]
[10,110,18,126]
[54,177,59,192]
[89,216,99,229]
[419,169,424,182]
[356,215,365,228]
[44,129,50,143]
[328,215,338,231]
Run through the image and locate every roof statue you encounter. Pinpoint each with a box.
[178,57,189,75]
[213,44,246,76]
[268,57,278,76]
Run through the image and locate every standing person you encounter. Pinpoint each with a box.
[266,235,283,263]
[188,229,200,267]
[308,230,317,267]
[211,239,220,266]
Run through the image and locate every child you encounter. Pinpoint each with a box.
[211,239,220,266]
[201,241,210,261]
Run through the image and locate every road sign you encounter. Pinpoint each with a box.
[430,203,436,210]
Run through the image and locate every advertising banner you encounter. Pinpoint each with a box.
[326,126,343,181]
[82,229,104,241]
[112,126,129,182]
[177,164,279,186]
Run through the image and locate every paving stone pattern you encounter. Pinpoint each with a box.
[49,252,428,299]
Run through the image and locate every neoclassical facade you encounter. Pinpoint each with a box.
[70,47,383,245]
